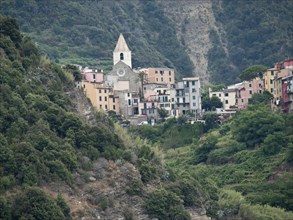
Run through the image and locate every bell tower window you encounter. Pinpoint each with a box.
[120,53,124,60]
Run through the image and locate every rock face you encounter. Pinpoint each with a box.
[44,159,150,220]
[161,0,226,85]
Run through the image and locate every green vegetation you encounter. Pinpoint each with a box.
[0,0,194,78]
[239,65,267,81]
[210,0,293,84]
[131,117,203,149]
[0,16,125,219]
[145,189,190,220]
[163,104,293,219]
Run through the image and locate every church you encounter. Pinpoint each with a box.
[80,33,201,123]
[80,34,142,120]
[106,33,141,118]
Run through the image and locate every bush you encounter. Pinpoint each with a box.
[12,187,65,220]
[145,189,191,220]
[239,204,293,220]
[126,179,143,196]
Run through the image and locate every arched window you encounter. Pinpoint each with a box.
[120,53,124,60]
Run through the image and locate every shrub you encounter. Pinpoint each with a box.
[126,179,143,196]
[145,189,190,220]
[239,204,293,220]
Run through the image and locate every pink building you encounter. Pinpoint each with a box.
[237,78,264,109]
[145,68,175,85]
[83,72,104,83]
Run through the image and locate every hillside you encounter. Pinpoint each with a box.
[0,0,194,79]
[132,105,293,219]
[0,16,213,220]
[1,0,292,84]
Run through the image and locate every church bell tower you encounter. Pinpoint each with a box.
[113,33,132,68]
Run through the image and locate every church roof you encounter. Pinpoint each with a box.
[114,33,131,52]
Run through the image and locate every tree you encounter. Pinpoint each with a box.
[232,105,284,148]
[12,187,65,220]
[203,112,220,132]
[145,189,191,220]
[239,65,267,81]
[158,108,168,121]
[138,71,145,100]
[202,93,223,111]
[249,91,273,104]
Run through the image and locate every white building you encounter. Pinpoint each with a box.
[176,77,201,119]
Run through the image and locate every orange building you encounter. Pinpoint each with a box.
[145,68,175,85]
[81,81,119,113]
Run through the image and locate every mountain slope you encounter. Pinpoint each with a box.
[0,0,194,78]
[1,0,292,84]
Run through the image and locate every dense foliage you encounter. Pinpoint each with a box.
[210,0,293,84]
[131,117,203,149]
[0,0,194,78]
[0,16,124,219]
[164,104,293,219]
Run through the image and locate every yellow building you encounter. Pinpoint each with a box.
[263,68,278,96]
[81,81,119,113]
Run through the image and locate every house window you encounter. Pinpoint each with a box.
[186,82,189,87]
[161,78,163,82]
[133,99,138,104]
[271,71,274,76]
[193,96,196,100]
[172,98,174,102]
[93,74,96,79]
[100,104,102,109]
[113,97,115,102]
[99,89,101,93]
[120,53,124,60]
[193,103,196,106]
[259,83,262,87]
[271,88,273,93]
[105,97,107,101]
[169,78,172,82]
[105,105,108,110]
[83,84,85,88]
[156,78,158,82]
[225,93,228,96]
[219,93,221,97]
[259,90,262,94]
[241,99,243,103]
[192,88,196,92]
[160,70,164,74]
[270,79,273,84]
[128,93,130,97]
[183,98,185,103]
[249,84,252,87]
[249,90,252,94]
[128,99,131,105]
[225,100,228,104]
[104,89,107,93]
[99,96,102,101]
[169,71,171,76]
[155,70,158,74]
[177,98,179,103]
[192,81,195,86]
[113,105,115,110]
